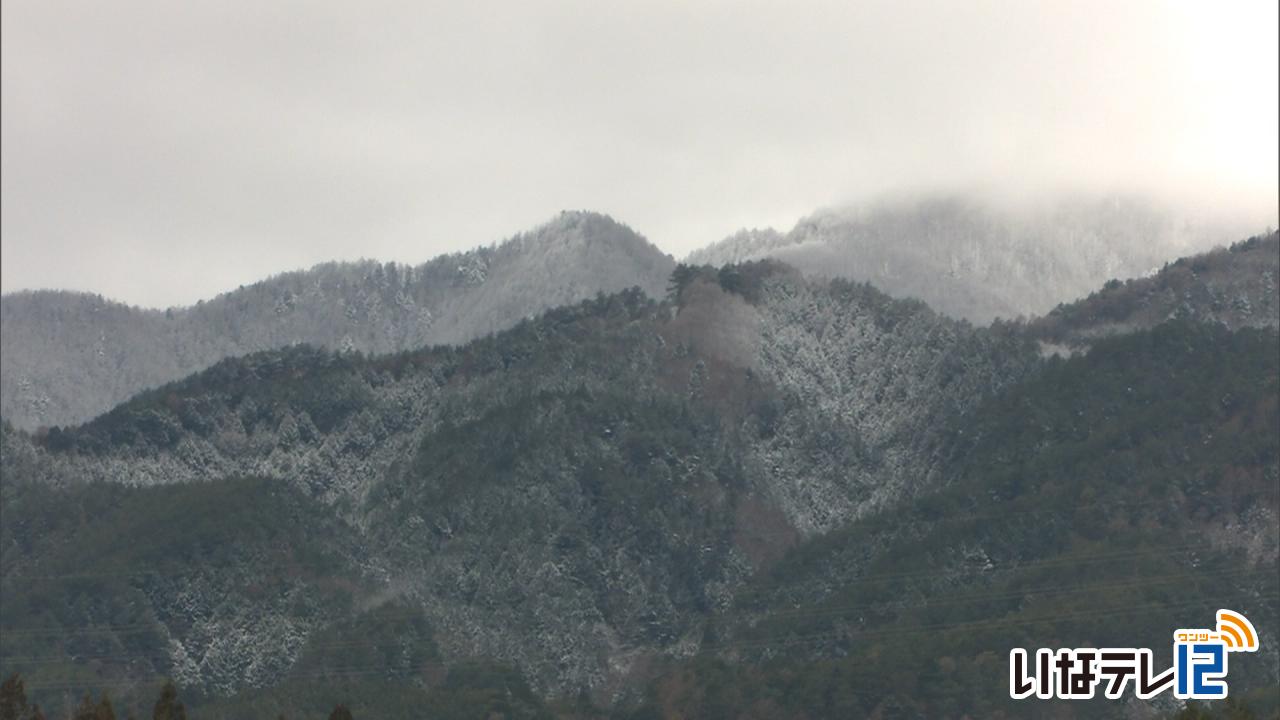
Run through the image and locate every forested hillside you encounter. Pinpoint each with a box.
[0,212,674,431]
[688,195,1266,324]
[642,320,1279,718]
[1,263,1035,715]
[2,241,1276,719]
[1029,231,1279,349]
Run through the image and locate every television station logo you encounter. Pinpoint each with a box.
[1010,609,1260,701]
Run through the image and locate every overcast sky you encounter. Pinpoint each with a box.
[2,0,1277,308]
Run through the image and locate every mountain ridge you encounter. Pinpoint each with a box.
[0,211,675,431]
[1,263,1038,702]
[1027,230,1279,349]
[687,194,1270,324]
[1,236,1276,718]
[7,197,1269,432]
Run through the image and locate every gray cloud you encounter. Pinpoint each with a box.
[3,0,1277,307]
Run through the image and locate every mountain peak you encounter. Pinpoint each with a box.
[685,193,1269,324]
[504,210,662,257]
[0,212,675,430]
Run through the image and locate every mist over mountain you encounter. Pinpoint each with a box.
[1028,231,1279,350]
[8,194,1268,434]
[1,209,1277,717]
[3,0,1277,715]
[3,235,1276,717]
[686,194,1269,324]
[0,212,674,431]
[1,261,1039,705]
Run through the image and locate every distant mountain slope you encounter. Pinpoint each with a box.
[3,237,1275,718]
[686,195,1266,325]
[0,211,675,430]
[647,319,1280,719]
[1027,231,1279,349]
[1,265,1035,706]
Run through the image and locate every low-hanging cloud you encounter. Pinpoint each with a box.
[2,0,1277,308]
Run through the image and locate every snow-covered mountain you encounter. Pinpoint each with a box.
[686,195,1267,324]
[0,211,674,430]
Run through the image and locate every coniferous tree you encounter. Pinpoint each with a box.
[0,675,26,720]
[70,695,115,720]
[95,696,116,720]
[151,681,186,720]
[70,697,94,720]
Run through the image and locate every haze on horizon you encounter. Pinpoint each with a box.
[2,0,1277,309]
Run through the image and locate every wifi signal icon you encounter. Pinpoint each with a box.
[1216,610,1259,652]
